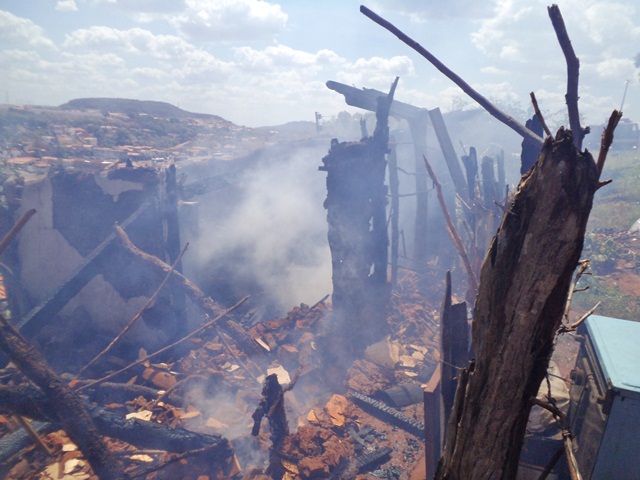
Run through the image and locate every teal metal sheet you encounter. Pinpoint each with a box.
[585,315,640,396]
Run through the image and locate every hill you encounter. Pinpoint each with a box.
[59,98,223,121]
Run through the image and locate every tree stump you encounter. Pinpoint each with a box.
[436,128,598,479]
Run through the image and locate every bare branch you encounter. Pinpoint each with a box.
[530,92,553,137]
[596,109,623,179]
[530,398,583,480]
[423,155,478,298]
[360,5,543,149]
[563,259,590,324]
[78,242,190,376]
[76,295,249,392]
[548,4,587,149]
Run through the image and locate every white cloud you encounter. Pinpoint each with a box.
[481,66,508,75]
[575,1,640,45]
[56,0,78,12]
[594,58,637,79]
[64,26,194,60]
[0,10,56,49]
[470,0,536,59]
[93,0,185,13]
[370,0,492,21]
[336,56,415,90]
[234,44,343,73]
[170,0,287,42]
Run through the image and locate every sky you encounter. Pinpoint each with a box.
[1,0,639,129]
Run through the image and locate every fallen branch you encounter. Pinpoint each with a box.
[423,155,478,299]
[114,224,263,358]
[78,242,190,377]
[360,5,543,148]
[0,209,36,256]
[76,295,249,392]
[0,316,125,479]
[530,398,582,480]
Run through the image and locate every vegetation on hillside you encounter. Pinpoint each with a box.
[574,150,640,320]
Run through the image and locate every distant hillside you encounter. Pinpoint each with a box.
[59,98,223,121]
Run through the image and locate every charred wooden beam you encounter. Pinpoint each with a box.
[162,164,188,341]
[350,392,425,440]
[14,201,150,339]
[388,140,400,286]
[440,271,468,427]
[429,108,468,204]
[356,446,393,471]
[424,364,442,479]
[326,80,424,123]
[114,225,264,359]
[326,80,431,271]
[0,383,232,457]
[251,373,290,479]
[0,420,55,464]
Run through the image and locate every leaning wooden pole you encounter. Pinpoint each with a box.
[435,128,598,479]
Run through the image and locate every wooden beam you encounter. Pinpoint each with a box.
[15,201,150,338]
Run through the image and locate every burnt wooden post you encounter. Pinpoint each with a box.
[428,108,468,205]
[388,138,400,286]
[409,114,430,271]
[162,165,187,341]
[521,115,544,175]
[481,156,498,213]
[325,80,431,274]
[320,78,397,354]
[423,363,442,479]
[439,271,468,426]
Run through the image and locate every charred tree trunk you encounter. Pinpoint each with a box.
[436,128,598,479]
[0,317,126,480]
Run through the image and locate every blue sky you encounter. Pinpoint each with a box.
[1,0,639,128]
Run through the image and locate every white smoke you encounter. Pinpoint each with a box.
[184,139,333,314]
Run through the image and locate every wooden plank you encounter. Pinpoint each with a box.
[424,363,442,480]
[428,108,468,203]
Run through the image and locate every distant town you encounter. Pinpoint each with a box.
[0,98,290,180]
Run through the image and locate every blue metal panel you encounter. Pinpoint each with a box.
[585,315,640,399]
[591,395,640,479]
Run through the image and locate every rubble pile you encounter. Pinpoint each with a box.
[0,269,442,479]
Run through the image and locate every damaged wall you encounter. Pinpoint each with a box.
[11,166,183,369]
